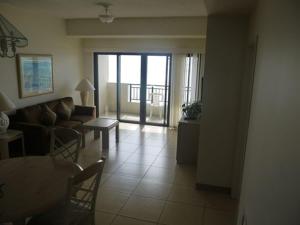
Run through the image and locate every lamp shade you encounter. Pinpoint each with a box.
[0,91,15,112]
[75,78,95,92]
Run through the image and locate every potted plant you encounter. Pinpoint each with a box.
[182,101,202,120]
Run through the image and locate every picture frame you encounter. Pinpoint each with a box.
[16,54,54,98]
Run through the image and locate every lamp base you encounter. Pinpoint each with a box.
[0,112,9,134]
[80,91,89,106]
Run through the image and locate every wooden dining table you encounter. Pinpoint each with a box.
[0,156,82,224]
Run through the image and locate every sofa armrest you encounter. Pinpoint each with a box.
[74,105,96,118]
[10,122,51,155]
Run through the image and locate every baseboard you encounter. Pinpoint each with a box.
[196,183,231,195]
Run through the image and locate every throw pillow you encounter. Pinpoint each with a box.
[40,104,57,126]
[55,101,72,120]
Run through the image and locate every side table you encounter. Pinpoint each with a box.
[0,130,25,159]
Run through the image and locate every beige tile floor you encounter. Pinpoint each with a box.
[78,123,238,225]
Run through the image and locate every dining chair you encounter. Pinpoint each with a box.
[149,92,164,119]
[27,158,106,225]
[49,128,81,163]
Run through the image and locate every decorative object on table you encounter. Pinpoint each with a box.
[16,54,53,98]
[182,100,202,120]
[75,78,95,106]
[0,14,28,58]
[97,2,114,23]
[0,91,16,134]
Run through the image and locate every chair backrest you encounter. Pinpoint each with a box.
[49,128,81,163]
[65,159,105,225]
[151,93,162,106]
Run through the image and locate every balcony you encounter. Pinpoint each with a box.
[100,83,168,124]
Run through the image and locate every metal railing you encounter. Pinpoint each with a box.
[128,84,167,103]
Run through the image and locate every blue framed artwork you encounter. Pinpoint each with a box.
[17,54,54,98]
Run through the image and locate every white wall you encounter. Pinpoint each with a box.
[97,55,109,114]
[0,4,83,108]
[238,0,300,224]
[197,16,249,188]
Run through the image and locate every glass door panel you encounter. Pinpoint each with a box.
[146,55,170,125]
[119,55,141,122]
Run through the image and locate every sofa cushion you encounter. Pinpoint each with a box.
[40,105,57,126]
[55,101,72,120]
[55,120,81,129]
[70,115,94,123]
[62,97,75,112]
[19,105,42,124]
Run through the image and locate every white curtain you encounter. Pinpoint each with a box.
[169,54,186,128]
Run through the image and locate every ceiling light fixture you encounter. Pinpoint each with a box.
[97,2,114,24]
[0,14,28,58]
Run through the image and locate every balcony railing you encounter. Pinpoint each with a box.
[128,84,167,103]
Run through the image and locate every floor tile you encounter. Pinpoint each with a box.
[143,166,176,184]
[126,153,158,165]
[204,192,238,212]
[102,174,140,193]
[134,180,172,200]
[95,211,116,225]
[152,156,177,169]
[119,195,165,222]
[138,146,163,156]
[111,216,156,225]
[79,123,238,225]
[159,202,204,225]
[203,208,235,225]
[168,186,206,206]
[114,143,140,153]
[115,163,150,178]
[96,190,130,213]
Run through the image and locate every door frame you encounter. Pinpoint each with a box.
[93,52,172,127]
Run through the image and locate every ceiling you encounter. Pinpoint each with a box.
[0,0,208,18]
[204,0,257,15]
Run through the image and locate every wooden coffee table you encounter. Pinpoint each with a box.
[82,118,119,150]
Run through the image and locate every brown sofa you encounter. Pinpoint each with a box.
[9,97,95,156]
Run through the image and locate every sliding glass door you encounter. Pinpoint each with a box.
[145,55,170,125]
[94,52,171,126]
[119,54,141,122]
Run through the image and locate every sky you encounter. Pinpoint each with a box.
[108,55,167,86]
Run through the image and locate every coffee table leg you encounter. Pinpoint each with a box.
[116,124,119,143]
[81,128,86,148]
[102,129,109,149]
[21,135,26,156]
[94,130,100,140]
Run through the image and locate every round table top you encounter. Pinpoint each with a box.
[0,156,82,223]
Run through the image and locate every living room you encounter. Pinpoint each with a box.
[1,0,299,225]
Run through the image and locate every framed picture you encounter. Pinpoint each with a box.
[16,54,54,98]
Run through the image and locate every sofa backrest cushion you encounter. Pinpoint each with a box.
[13,97,75,124]
[40,104,57,126]
[55,101,72,120]
[19,105,42,124]
[46,97,75,114]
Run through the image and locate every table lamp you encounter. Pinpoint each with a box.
[0,91,16,134]
[75,78,95,106]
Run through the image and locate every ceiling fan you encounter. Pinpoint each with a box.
[97,2,114,24]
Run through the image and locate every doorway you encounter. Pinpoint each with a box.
[94,53,171,126]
